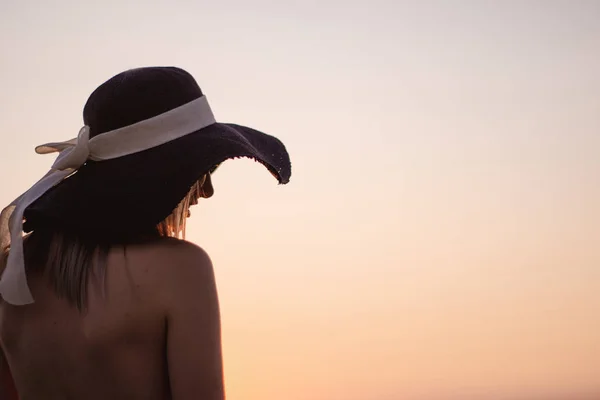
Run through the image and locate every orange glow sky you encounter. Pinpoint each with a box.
[1,1,599,399]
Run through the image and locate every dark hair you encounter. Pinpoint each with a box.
[24,228,114,311]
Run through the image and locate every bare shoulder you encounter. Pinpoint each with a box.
[126,237,213,274]
[143,237,212,265]
[123,238,217,308]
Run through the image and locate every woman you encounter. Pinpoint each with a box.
[0,67,291,400]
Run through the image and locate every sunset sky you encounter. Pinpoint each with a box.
[1,1,599,399]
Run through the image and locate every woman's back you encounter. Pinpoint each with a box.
[0,238,223,400]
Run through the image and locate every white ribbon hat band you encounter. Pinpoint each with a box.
[0,96,216,305]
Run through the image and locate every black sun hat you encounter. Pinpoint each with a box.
[0,66,291,305]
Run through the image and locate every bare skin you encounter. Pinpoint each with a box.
[0,173,223,400]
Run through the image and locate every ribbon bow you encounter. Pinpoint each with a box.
[38,126,91,170]
[0,126,92,305]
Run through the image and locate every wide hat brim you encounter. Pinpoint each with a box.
[23,121,291,238]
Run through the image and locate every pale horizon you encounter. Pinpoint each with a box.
[1,1,599,399]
